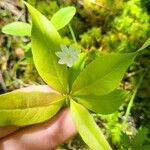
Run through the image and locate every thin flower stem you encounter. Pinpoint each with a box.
[124,87,138,118]
[68,23,77,44]
[124,70,147,119]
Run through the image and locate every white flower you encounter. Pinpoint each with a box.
[55,44,80,67]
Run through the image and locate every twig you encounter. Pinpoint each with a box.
[0,70,7,92]
[24,0,29,23]
[0,1,24,21]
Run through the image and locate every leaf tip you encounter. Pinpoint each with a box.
[22,0,27,5]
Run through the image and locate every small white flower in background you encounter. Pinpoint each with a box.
[55,44,80,67]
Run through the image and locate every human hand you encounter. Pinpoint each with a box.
[0,108,76,150]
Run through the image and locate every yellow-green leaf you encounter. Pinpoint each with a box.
[0,86,64,126]
[71,100,112,150]
[2,21,31,36]
[24,2,68,93]
[51,6,76,30]
[76,89,128,114]
[72,52,136,96]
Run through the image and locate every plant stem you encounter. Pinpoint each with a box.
[124,71,146,119]
[68,23,77,44]
[124,87,138,118]
[24,0,29,23]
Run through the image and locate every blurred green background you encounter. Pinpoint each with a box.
[0,0,150,149]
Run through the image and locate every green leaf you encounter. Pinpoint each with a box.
[72,52,136,96]
[2,6,76,37]
[0,86,64,126]
[51,6,76,30]
[24,2,68,93]
[2,21,31,36]
[131,128,148,147]
[138,37,150,51]
[132,145,150,150]
[75,89,128,114]
[121,133,130,149]
[71,100,112,150]
[68,52,87,90]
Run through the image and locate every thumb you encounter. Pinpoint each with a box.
[0,108,77,150]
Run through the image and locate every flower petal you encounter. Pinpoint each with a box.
[56,44,81,67]
[58,59,65,64]
[60,44,68,53]
[55,52,65,58]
